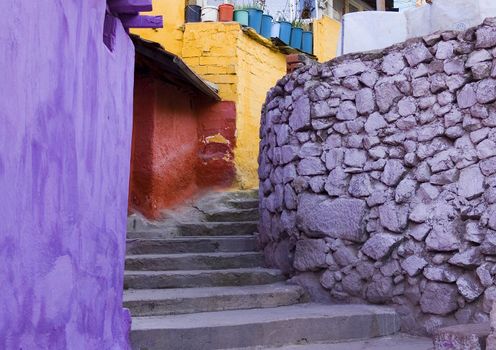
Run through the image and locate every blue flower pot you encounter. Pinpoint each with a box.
[290,27,303,50]
[234,9,249,26]
[247,8,263,33]
[302,31,313,54]
[271,21,281,39]
[279,21,292,44]
[260,14,273,38]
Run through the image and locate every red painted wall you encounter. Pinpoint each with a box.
[129,74,236,219]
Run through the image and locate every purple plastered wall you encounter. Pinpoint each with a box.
[0,1,134,348]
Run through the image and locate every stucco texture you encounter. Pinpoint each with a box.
[132,0,185,56]
[0,1,134,348]
[314,16,341,63]
[129,74,236,219]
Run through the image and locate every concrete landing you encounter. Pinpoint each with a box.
[131,303,400,350]
[238,334,433,350]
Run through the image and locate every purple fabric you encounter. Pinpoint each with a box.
[0,1,134,348]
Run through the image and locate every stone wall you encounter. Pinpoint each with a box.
[259,18,496,335]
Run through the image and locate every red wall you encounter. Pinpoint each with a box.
[129,75,236,219]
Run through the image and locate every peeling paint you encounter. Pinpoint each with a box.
[205,133,231,145]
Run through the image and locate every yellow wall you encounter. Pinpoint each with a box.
[314,16,341,63]
[133,1,341,188]
[132,0,185,56]
[182,23,239,102]
[182,23,286,189]
[235,32,287,189]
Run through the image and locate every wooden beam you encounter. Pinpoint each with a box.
[376,0,386,11]
[108,0,153,14]
[120,15,163,29]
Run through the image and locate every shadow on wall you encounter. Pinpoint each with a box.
[259,17,496,335]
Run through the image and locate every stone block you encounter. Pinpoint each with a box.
[296,194,367,242]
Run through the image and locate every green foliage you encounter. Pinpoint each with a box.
[234,1,250,10]
[292,19,312,31]
[291,19,304,28]
[234,0,264,11]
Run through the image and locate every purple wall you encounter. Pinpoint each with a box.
[0,1,134,348]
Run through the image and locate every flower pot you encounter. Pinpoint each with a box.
[290,27,303,50]
[260,14,273,38]
[247,8,263,33]
[201,6,218,22]
[218,3,234,22]
[271,21,281,39]
[279,21,292,44]
[302,31,313,54]
[234,10,249,26]
[185,5,202,23]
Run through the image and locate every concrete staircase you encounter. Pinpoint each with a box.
[125,191,402,350]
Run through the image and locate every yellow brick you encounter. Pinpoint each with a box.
[182,46,202,57]
[183,57,200,66]
[199,56,235,66]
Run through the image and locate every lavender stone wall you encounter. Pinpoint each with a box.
[0,1,134,348]
[259,18,496,335]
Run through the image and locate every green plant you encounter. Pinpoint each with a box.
[234,1,250,10]
[291,19,304,28]
[247,0,264,10]
[277,15,288,22]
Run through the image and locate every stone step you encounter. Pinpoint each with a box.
[125,252,265,271]
[227,198,259,210]
[204,208,259,222]
[130,303,400,350]
[124,283,307,316]
[177,221,258,236]
[124,268,285,289]
[127,221,258,239]
[126,236,257,255]
[433,323,489,350]
[221,190,258,201]
[249,334,432,350]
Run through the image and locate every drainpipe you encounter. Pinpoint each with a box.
[376,0,386,11]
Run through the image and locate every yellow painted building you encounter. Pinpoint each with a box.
[133,0,340,189]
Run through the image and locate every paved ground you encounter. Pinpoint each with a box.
[233,334,433,349]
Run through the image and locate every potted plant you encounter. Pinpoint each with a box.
[246,1,264,34]
[219,1,234,22]
[278,17,291,45]
[260,11,273,39]
[290,19,304,50]
[234,3,249,26]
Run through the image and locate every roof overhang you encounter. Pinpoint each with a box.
[131,35,221,101]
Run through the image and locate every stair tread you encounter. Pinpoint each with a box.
[243,334,433,350]
[124,283,303,302]
[131,303,398,330]
[179,220,259,225]
[126,252,262,259]
[125,267,282,275]
[127,235,255,242]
